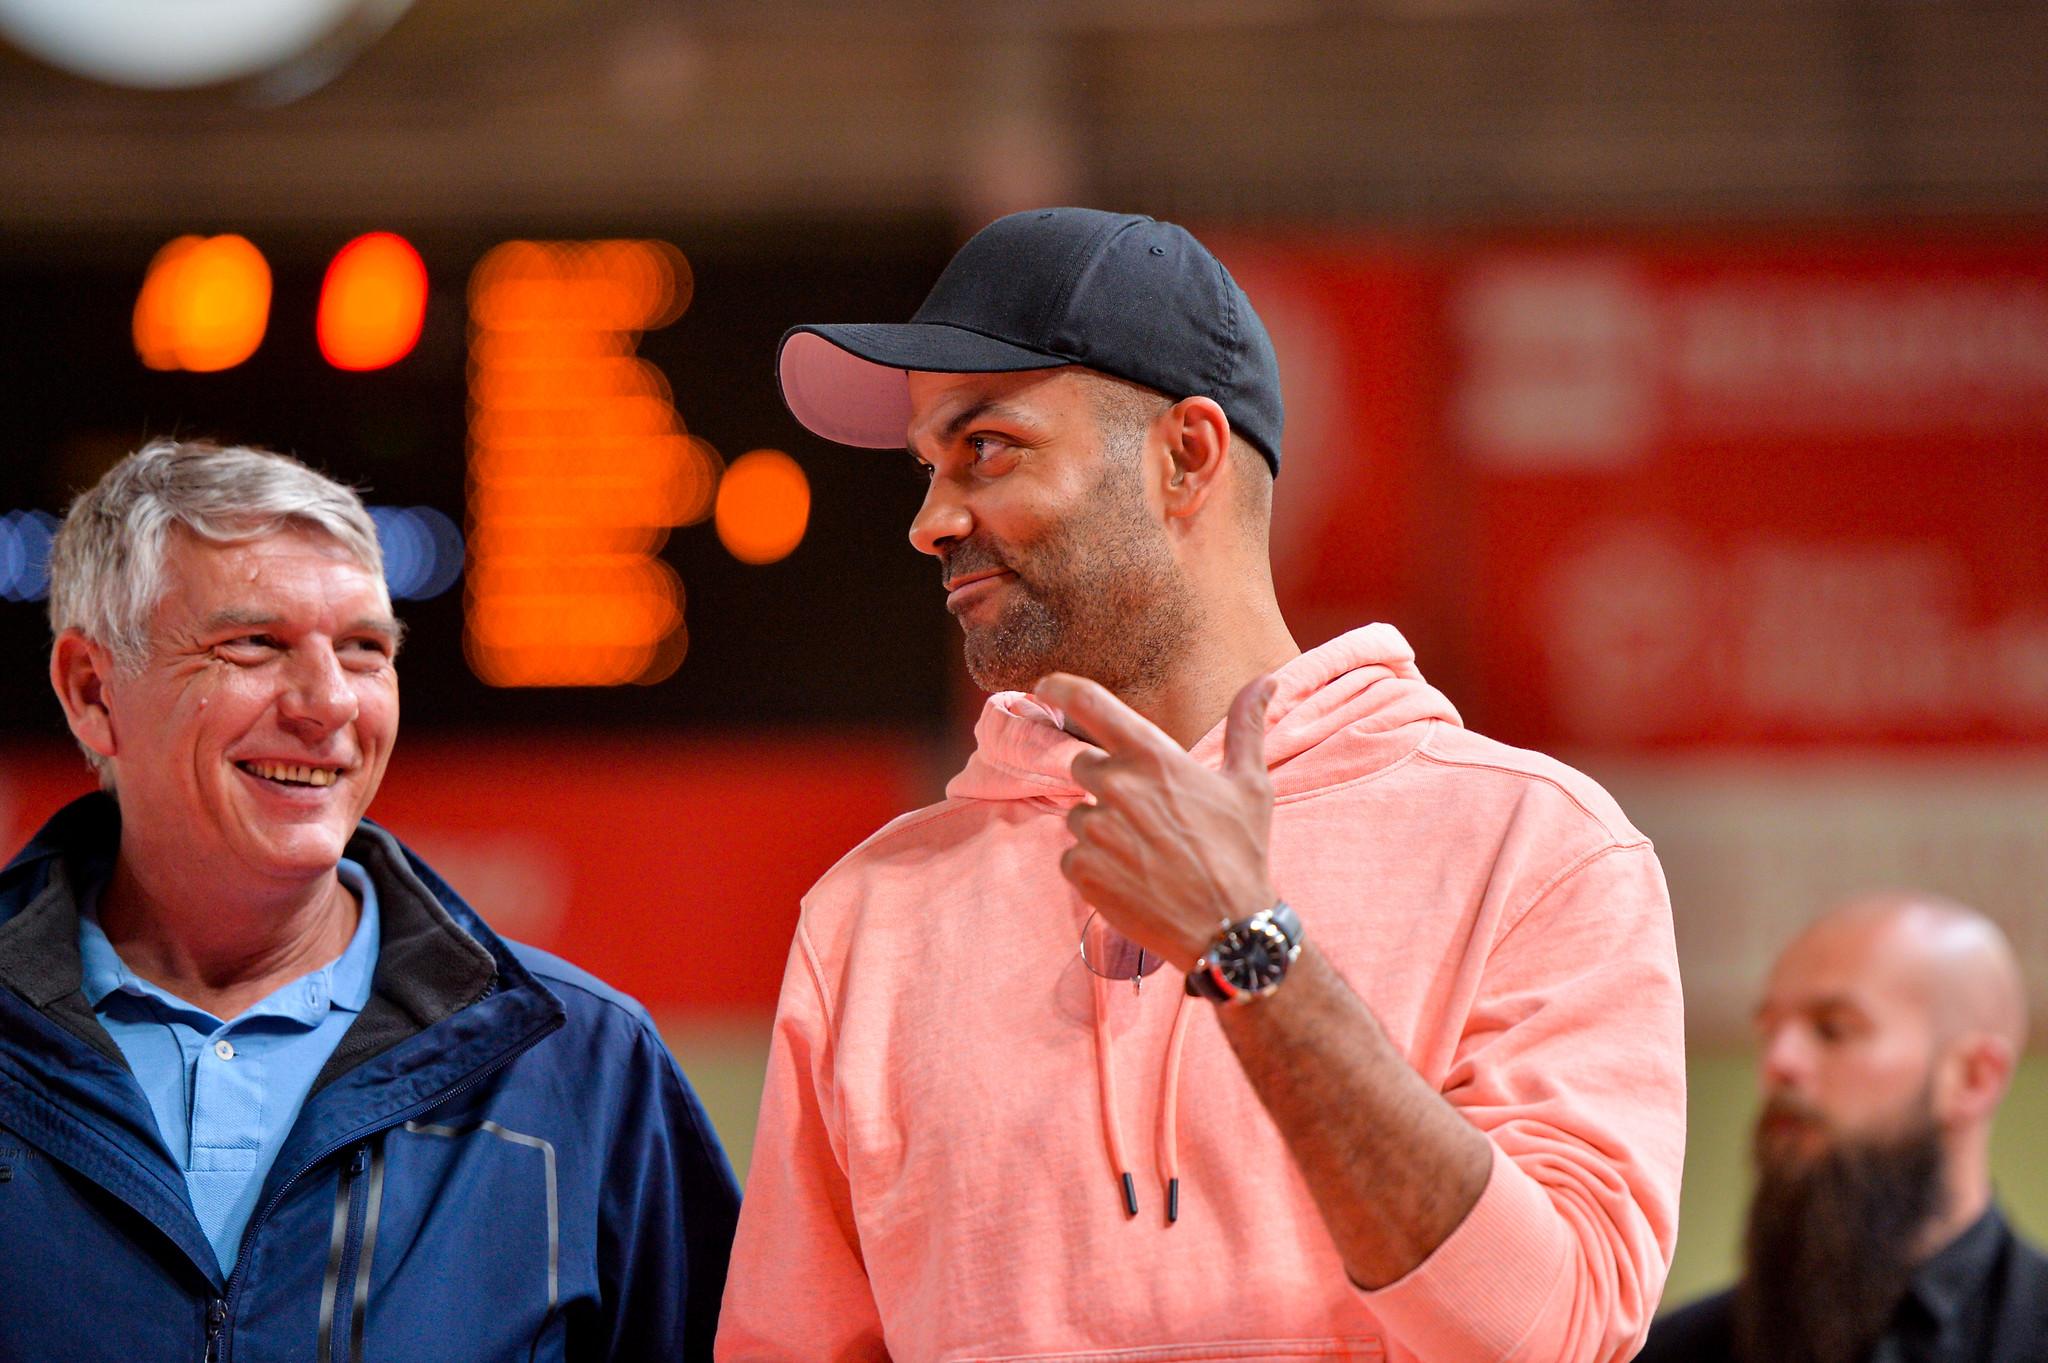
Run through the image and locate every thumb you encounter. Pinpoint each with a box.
[1223,674,1277,786]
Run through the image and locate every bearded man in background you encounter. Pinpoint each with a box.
[1643,893,2048,1363]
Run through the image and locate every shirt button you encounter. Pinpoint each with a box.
[213,1039,236,1061]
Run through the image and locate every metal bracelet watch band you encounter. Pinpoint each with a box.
[1184,900,1304,1004]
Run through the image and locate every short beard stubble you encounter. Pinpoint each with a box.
[1732,1100,1947,1363]
[954,411,1196,696]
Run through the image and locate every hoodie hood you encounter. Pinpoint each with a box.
[946,622,1462,804]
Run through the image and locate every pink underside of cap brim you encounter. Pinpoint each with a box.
[779,331,914,449]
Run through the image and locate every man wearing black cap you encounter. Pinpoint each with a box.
[717,209,1685,1363]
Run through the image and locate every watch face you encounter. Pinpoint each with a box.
[1218,918,1294,994]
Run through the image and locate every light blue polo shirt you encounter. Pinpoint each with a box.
[77,861,380,1275]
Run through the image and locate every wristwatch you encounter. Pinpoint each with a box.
[1185,901,1304,1004]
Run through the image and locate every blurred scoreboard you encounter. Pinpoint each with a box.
[0,220,958,739]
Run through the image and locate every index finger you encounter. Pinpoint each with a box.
[1033,672,1179,759]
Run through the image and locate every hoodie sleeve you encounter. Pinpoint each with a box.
[716,921,890,1363]
[1358,841,1687,1363]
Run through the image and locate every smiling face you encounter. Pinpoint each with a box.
[904,367,1196,694]
[1751,914,1946,1169]
[90,524,400,890]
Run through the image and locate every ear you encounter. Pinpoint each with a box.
[1934,1032,2015,1127]
[50,629,120,765]
[1158,396,1232,522]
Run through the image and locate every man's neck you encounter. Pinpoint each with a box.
[1917,1167,1994,1261]
[1119,597,1301,749]
[95,853,360,1022]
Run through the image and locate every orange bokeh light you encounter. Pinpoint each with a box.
[132,234,271,372]
[465,239,709,687]
[318,232,429,371]
[715,449,810,565]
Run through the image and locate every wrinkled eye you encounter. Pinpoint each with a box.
[218,635,280,661]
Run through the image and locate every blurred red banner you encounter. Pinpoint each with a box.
[1,734,925,1015]
[1219,228,2048,752]
[1451,233,2048,750]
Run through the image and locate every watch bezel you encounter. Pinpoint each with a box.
[1188,902,1303,1003]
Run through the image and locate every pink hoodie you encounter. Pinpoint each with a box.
[718,624,1685,1363]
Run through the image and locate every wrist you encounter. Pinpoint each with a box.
[1167,886,1271,966]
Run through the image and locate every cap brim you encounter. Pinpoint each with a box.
[777,324,1073,449]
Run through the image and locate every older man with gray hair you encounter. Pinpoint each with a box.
[0,439,739,1362]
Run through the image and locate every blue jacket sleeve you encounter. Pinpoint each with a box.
[592,1012,743,1362]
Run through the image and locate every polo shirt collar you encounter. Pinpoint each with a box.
[77,858,381,1027]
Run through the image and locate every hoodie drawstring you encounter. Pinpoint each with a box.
[1090,970,1195,1224]
[1091,971,1140,1218]
[1157,991,1194,1224]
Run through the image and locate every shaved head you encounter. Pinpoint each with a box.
[1738,891,2030,1358]
[1743,884,2029,1333]
[1795,892,2028,1056]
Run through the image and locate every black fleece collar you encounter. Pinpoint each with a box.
[0,793,515,1092]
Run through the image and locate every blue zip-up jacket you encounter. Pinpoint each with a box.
[0,794,741,1362]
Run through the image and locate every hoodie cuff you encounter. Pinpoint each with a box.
[1355,1143,1571,1362]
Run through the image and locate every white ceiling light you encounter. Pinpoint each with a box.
[0,0,413,91]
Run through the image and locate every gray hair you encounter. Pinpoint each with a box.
[48,438,385,674]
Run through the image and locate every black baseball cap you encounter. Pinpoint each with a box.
[777,207,1284,474]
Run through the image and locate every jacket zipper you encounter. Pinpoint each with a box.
[321,1143,373,1363]
[205,1011,554,1363]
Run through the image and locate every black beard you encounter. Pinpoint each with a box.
[1732,1111,1946,1363]
[949,456,1194,696]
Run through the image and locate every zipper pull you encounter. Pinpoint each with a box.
[349,1143,370,1177]
[205,1297,227,1362]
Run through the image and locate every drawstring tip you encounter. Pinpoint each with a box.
[1119,1172,1139,1218]
[1167,1177,1180,1224]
